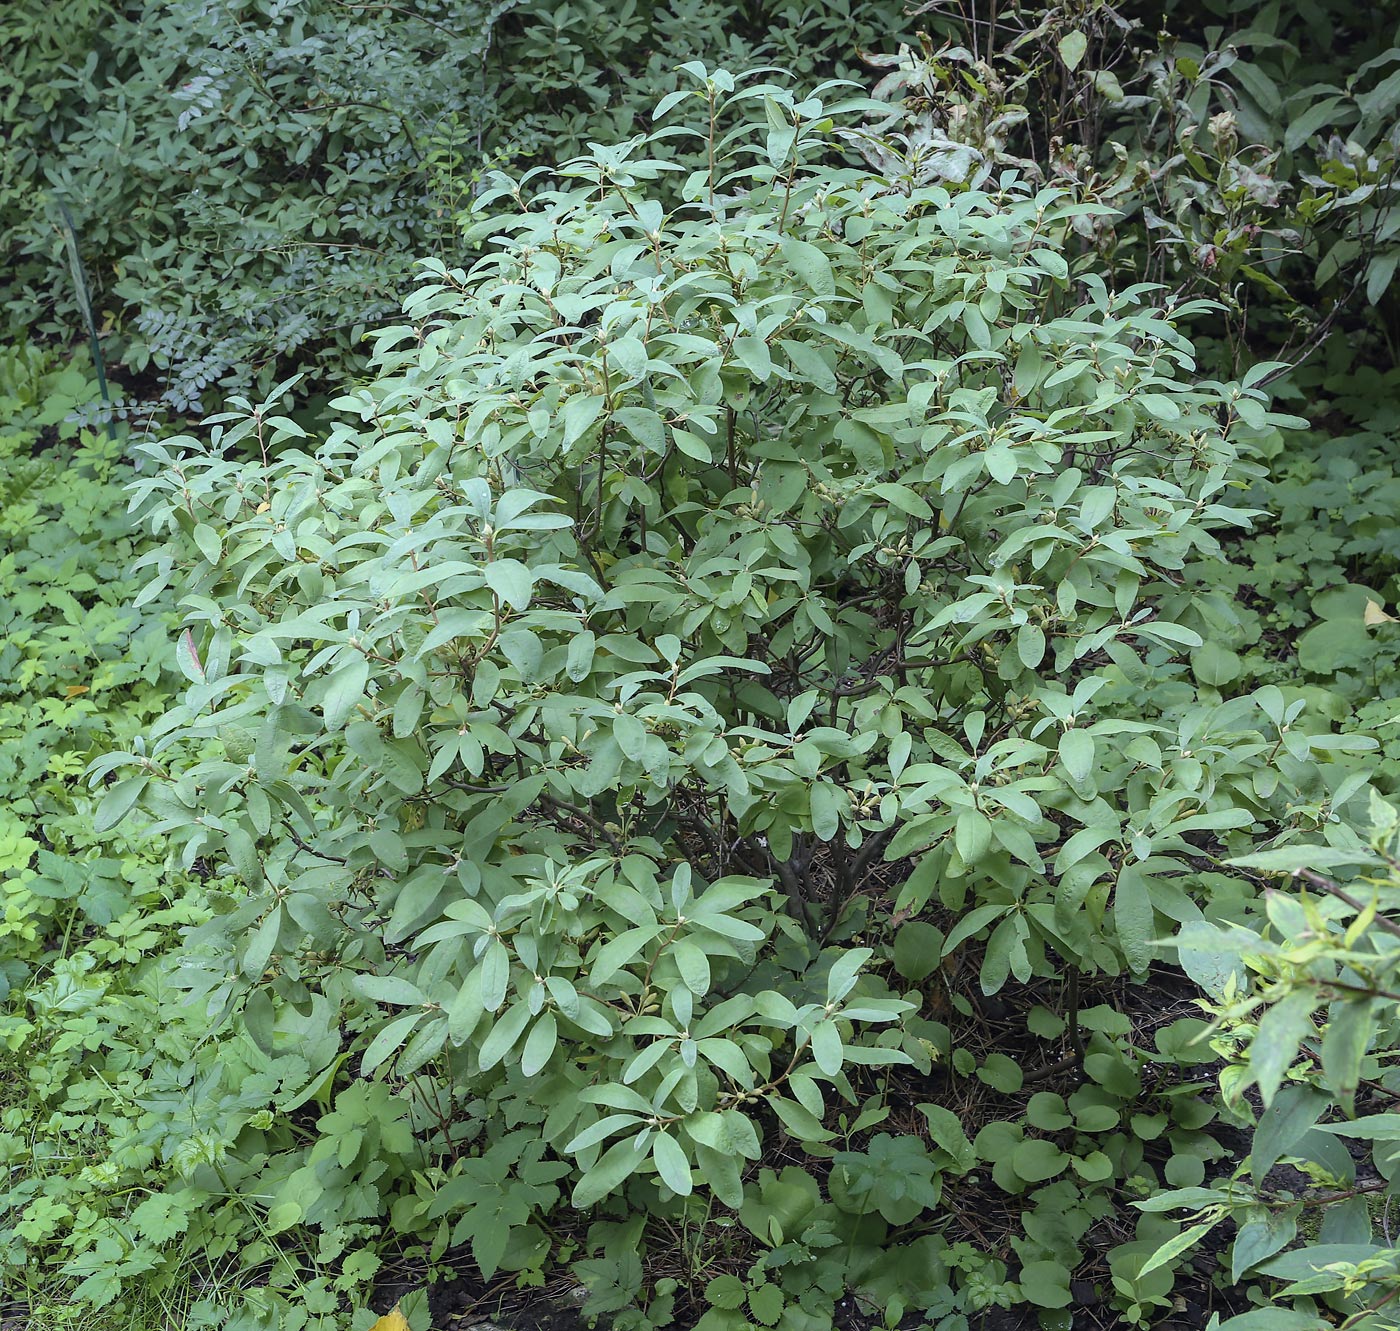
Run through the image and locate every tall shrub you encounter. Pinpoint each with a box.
[108,65,1351,1321]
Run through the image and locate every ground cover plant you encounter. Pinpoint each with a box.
[3,0,1400,1329]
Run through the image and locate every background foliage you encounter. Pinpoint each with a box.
[3,0,1400,1329]
[0,0,910,417]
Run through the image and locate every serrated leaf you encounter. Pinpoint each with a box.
[705,1275,747,1311]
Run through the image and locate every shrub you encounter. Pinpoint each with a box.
[1151,797,1400,1331]
[99,66,1372,1323]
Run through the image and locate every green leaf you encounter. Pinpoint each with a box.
[955,810,991,863]
[572,1134,647,1208]
[1114,865,1155,973]
[354,973,427,1006]
[266,1201,302,1234]
[1073,1150,1114,1182]
[591,924,663,985]
[94,776,149,833]
[810,1020,843,1075]
[484,558,534,610]
[1252,990,1317,1106]
[1019,1259,1071,1309]
[705,1276,747,1311]
[608,337,649,382]
[779,236,835,298]
[673,938,711,995]
[566,630,597,681]
[1321,998,1375,1116]
[1017,622,1046,668]
[978,1052,1023,1093]
[242,906,282,979]
[478,999,532,1071]
[1133,1186,1228,1213]
[1232,1210,1297,1281]
[825,946,870,1005]
[809,781,843,840]
[613,712,648,762]
[1316,1113,1400,1140]
[918,1103,974,1171]
[1366,251,1399,306]
[1192,641,1242,688]
[193,523,222,564]
[1227,845,1371,873]
[1011,1138,1067,1182]
[748,1284,784,1327]
[652,1131,693,1196]
[943,901,1009,955]
[521,1011,558,1077]
[1138,1218,1222,1278]
[1092,69,1125,101]
[562,393,605,444]
[1025,1092,1073,1131]
[565,1113,644,1155]
[361,1010,423,1075]
[448,969,485,1044]
[769,1095,834,1143]
[1252,1086,1329,1179]
[322,656,370,731]
[1059,728,1095,782]
[479,937,510,1012]
[1213,1311,1328,1331]
[1058,30,1088,71]
[778,339,837,393]
[1134,619,1202,649]
[893,922,944,982]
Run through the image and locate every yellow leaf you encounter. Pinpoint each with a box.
[368,1307,410,1331]
[64,685,90,697]
[1364,599,1395,626]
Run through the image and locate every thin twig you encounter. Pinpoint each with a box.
[1293,868,1400,940]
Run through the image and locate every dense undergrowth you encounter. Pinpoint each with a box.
[3,1,1400,1330]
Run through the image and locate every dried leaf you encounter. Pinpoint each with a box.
[368,1306,410,1331]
